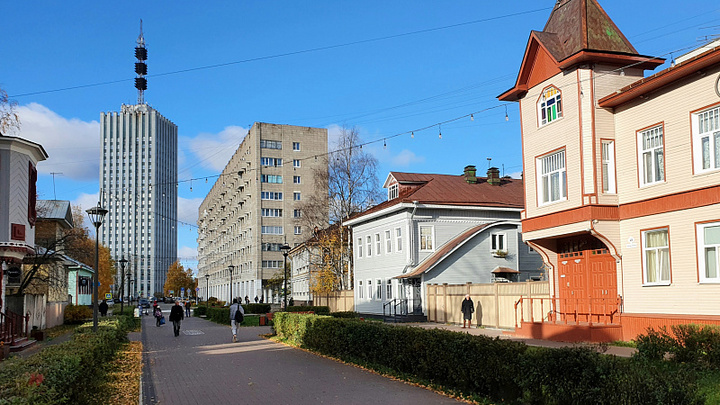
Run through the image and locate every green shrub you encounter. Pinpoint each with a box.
[635,324,720,368]
[330,311,359,318]
[194,305,208,317]
[243,303,271,314]
[63,304,92,324]
[286,305,329,315]
[273,314,703,404]
[0,316,133,404]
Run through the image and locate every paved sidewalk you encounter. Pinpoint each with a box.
[141,313,463,405]
[407,322,637,357]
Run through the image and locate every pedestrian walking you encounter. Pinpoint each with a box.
[169,300,185,337]
[153,303,163,327]
[229,298,245,343]
[184,300,191,317]
[245,295,249,305]
[461,294,474,328]
[254,296,258,303]
[99,300,109,317]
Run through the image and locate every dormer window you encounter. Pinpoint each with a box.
[388,183,399,200]
[538,86,562,126]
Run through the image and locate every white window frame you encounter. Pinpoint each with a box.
[358,280,364,299]
[294,192,301,201]
[638,125,665,186]
[388,183,399,200]
[697,222,720,283]
[376,278,382,300]
[293,176,301,184]
[294,226,302,235]
[692,105,720,174]
[537,149,566,205]
[375,233,381,255]
[538,86,563,127]
[385,230,392,253]
[396,227,403,252]
[491,233,506,252]
[642,228,671,286]
[601,140,616,194]
[386,279,393,300]
[367,279,372,300]
[366,235,372,257]
[293,159,301,168]
[357,238,363,258]
[419,226,434,251]
[293,142,301,151]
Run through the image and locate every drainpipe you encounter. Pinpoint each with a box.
[410,201,419,266]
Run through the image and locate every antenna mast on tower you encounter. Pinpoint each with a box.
[134,20,148,105]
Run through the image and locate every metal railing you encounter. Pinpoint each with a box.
[514,296,621,328]
[0,310,30,346]
[383,298,408,321]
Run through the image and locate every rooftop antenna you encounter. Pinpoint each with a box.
[487,157,492,169]
[134,20,148,104]
[50,172,63,200]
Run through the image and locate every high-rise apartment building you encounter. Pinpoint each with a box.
[98,26,178,299]
[197,122,327,303]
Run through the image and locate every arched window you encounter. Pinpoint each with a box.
[538,86,563,126]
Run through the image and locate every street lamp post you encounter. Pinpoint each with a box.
[86,205,108,332]
[228,265,235,304]
[129,278,135,305]
[280,244,291,310]
[205,274,210,309]
[118,257,128,314]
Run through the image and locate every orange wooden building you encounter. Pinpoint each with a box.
[499,0,720,342]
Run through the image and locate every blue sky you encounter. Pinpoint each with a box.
[3,1,719,273]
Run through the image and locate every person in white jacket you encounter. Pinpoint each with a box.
[229,298,245,343]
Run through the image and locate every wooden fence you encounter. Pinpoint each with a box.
[313,290,355,312]
[426,281,550,329]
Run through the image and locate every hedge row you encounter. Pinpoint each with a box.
[0,316,136,404]
[286,306,330,315]
[273,313,702,404]
[635,324,720,368]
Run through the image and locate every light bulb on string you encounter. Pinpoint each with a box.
[438,124,442,140]
[205,178,208,183]
[470,114,474,121]
[505,105,509,121]
[383,139,386,149]
[411,131,414,139]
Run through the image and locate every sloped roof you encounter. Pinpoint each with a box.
[37,200,74,228]
[347,172,523,225]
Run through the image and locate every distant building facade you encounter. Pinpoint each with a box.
[197,122,328,303]
[99,103,178,299]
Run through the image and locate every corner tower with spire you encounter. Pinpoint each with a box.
[99,22,178,301]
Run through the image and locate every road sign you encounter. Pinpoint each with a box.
[181,287,185,291]
[105,293,112,300]
[195,287,199,291]
[169,290,174,295]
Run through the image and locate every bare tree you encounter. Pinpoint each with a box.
[297,126,382,291]
[0,86,20,135]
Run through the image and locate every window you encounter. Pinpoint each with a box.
[386,280,393,300]
[261,191,283,201]
[357,238,363,258]
[537,150,566,205]
[293,176,301,184]
[260,157,282,167]
[385,230,392,253]
[260,140,282,149]
[293,209,301,218]
[491,233,506,252]
[262,260,282,268]
[698,222,720,283]
[293,159,301,168]
[358,280,364,299]
[261,174,282,184]
[293,142,300,151]
[388,183,399,200]
[538,86,562,126]
[376,279,382,300]
[261,208,282,217]
[261,226,283,235]
[396,228,403,252]
[294,226,302,235]
[693,106,720,173]
[366,236,372,257]
[375,233,381,255]
[420,226,433,251]
[638,125,665,186]
[294,192,301,201]
[602,141,616,193]
[642,228,670,285]
[367,279,373,300]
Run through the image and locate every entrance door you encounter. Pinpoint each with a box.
[557,249,617,323]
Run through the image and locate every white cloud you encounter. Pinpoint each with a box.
[507,171,523,179]
[72,192,100,215]
[178,245,198,259]
[16,103,100,181]
[185,126,247,172]
[178,196,203,226]
[392,149,425,167]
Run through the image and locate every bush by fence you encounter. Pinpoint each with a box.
[286,306,329,315]
[273,313,703,404]
[243,303,271,314]
[634,324,720,368]
[0,316,136,404]
[63,304,92,324]
[330,311,358,318]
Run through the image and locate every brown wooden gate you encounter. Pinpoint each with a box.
[557,249,618,324]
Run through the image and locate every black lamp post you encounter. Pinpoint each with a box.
[205,273,210,309]
[280,244,291,310]
[228,265,235,304]
[118,257,128,314]
[86,205,108,332]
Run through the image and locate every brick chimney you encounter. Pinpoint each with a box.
[463,165,477,184]
[487,167,501,186]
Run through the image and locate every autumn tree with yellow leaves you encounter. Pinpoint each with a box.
[163,261,196,298]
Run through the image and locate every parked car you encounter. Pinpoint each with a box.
[139,298,151,308]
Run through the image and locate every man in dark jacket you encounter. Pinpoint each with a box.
[169,300,185,337]
[461,294,474,328]
[99,300,109,317]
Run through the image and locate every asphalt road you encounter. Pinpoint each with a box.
[141,306,463,405]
